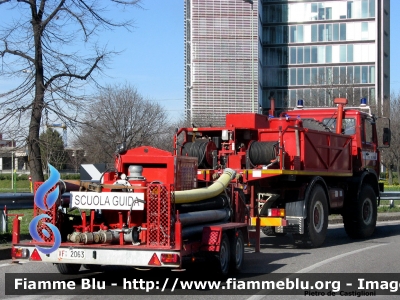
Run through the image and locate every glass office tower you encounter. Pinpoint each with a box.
[184,0,390,124]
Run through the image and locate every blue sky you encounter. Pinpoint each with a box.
[101,1,185,121]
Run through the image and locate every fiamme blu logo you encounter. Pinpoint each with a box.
[28,164,62,254]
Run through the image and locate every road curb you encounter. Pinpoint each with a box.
[1,213,400,261]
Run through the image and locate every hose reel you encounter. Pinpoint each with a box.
[182,139,217,168]
[248,141,279,166]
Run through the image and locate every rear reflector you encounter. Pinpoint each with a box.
[30,249,42,261]
[161,254,180,264]
[268,208,285,217]
[148,253,161,266]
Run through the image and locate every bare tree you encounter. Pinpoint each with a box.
[0,0,142,183]
[380,92,400,185]
[74,83,170,164]
[39,127,66,172]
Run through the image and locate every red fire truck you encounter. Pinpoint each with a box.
[11,97,390,275]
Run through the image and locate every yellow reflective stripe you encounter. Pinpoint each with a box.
[250,217,285,227]
[247,170,352,177]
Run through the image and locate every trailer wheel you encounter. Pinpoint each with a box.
[294,184,328,248]
[230,230,244,272]
[343,184,377,239]
[55,263,81,275]
[217,233,231,276]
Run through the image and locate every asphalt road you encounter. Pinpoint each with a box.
[1,220,400,299]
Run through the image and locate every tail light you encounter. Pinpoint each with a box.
[268,208,285,217]
[161,254,180,264]
[11,247,30,259]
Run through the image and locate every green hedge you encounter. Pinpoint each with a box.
[0,174,29,181]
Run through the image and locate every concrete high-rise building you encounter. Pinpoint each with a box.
[184,0,390,125]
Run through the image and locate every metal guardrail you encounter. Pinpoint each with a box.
[0,193,70,233]
[0,193,34,209]
[1,191,400,234]
[380,192,400,208]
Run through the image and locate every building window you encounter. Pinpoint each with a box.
[326,46,332,63]
[340,45,346,63]
[333,24,339,41]
[311,25,318,42]
[311,46,318,63]
[304,46,310,64]
[354,66,361,83]
[369,66,375,83]
[333,67,339,84]
[297,47,303,64]
[361,0,368,18]
[347,1,353,18]
[361,22,368,40]
[340,66,347,84]
[362,66,368,83]
[312,68,318,84]
[298,25,304,43]
[318,24,325,41]
[319,67,325,84]
[340,23,346,40]
[347,45,353,62]
[290,69,296,85]
[290,26,296,43]
[369,0,375,17]
[347,66,354,83]
[311,3,318,20]
[326,24,332,41]
[304,68,311,85]
[297,68,304,85]
[290,47,296,64]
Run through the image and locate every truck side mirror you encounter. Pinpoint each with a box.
[383,127,391,147]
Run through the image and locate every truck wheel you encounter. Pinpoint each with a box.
[55,263,81,275]
[344,184,377,239]
[230,230,244,272]
[293,184,328,248]
[217,233,231,276]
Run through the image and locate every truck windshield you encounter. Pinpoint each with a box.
[322,118,356,135]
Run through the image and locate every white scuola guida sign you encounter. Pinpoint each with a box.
[70,192,145,210]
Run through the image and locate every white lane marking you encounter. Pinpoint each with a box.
[295,243,385,273]
[246,243,386,300]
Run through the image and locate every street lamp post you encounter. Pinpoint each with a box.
[11,150,13,191]
[243,0,255,113]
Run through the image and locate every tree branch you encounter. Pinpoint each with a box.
[42,0,66,30]
[44,54,104,90]
[58,7,88,40]
[0,41,35,63]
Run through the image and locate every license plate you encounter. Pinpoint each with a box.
[58,249,86,260]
